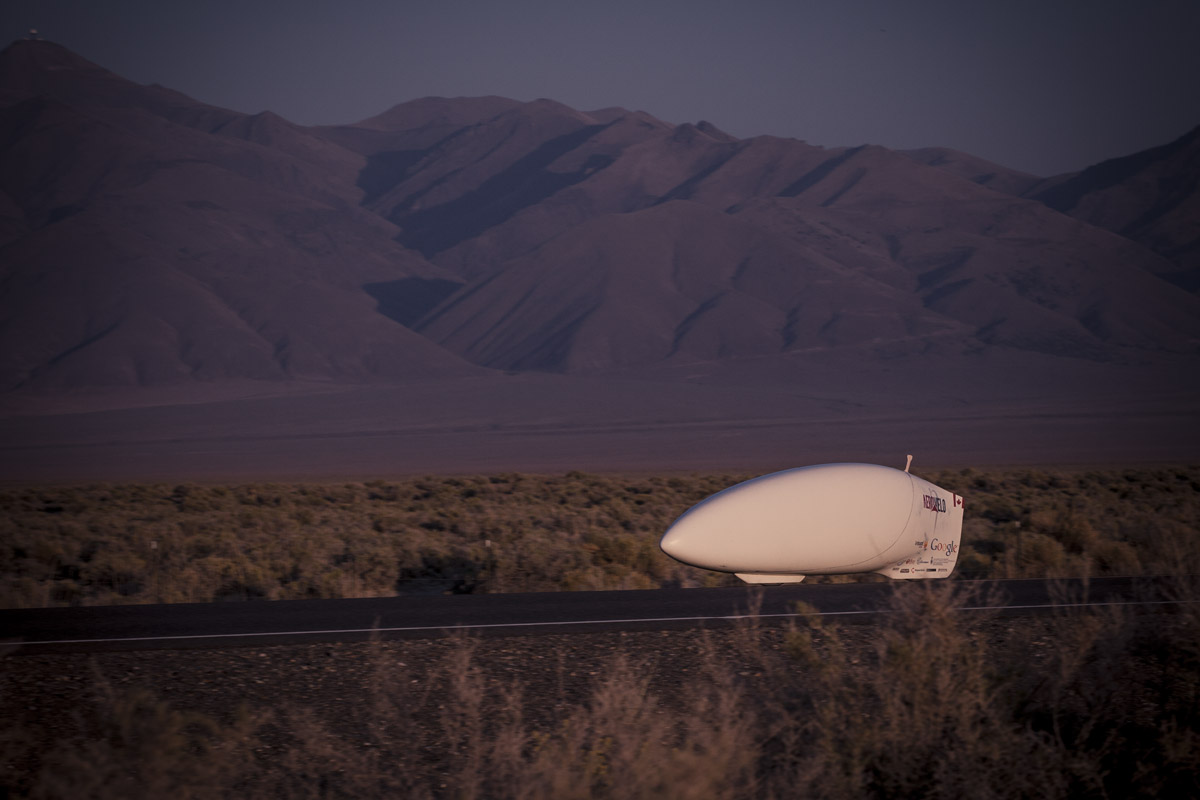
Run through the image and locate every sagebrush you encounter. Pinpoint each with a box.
[2,466,1198,607]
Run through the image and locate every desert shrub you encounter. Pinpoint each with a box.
[1019,531,1069,574]
[1090,539,1140,573]
[740,581,1200,798]
[1,467,1198,607]
[751,584,1053,798]
[26,675,261,800]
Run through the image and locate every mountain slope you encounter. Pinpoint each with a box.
[2,39,1198,400]
[368,114,1200,367]
[1024,125,1200,291]
[900,147,1042,196]
[417,200,968,371]
[0,40,478,391]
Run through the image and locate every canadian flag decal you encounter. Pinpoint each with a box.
[953,494,963,508]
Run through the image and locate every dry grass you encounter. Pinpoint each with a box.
[4,583,1199,798]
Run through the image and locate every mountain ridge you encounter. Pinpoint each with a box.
[1,38,1197,401]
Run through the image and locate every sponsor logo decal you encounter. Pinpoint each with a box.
[923,493,947,513]
[928,538,958,557]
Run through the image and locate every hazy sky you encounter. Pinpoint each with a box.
[5,0,1198,176]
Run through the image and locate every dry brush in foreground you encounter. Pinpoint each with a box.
[3,581,1199,798]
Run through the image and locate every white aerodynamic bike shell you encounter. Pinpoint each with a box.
[659,463,964,583]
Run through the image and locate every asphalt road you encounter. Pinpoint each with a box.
[0,576,1189,654]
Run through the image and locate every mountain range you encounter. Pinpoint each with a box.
[1,39,1197,477]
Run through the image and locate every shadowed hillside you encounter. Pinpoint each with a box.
[0,41,478,391]
[1025,125,1200,292]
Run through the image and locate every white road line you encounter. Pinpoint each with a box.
[15,598,1196,647]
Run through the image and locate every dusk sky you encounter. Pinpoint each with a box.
[4,0,1198,176]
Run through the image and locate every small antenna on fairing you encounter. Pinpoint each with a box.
[904,454,913,473]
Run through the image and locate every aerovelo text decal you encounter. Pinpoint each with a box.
[923,494,946,513]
